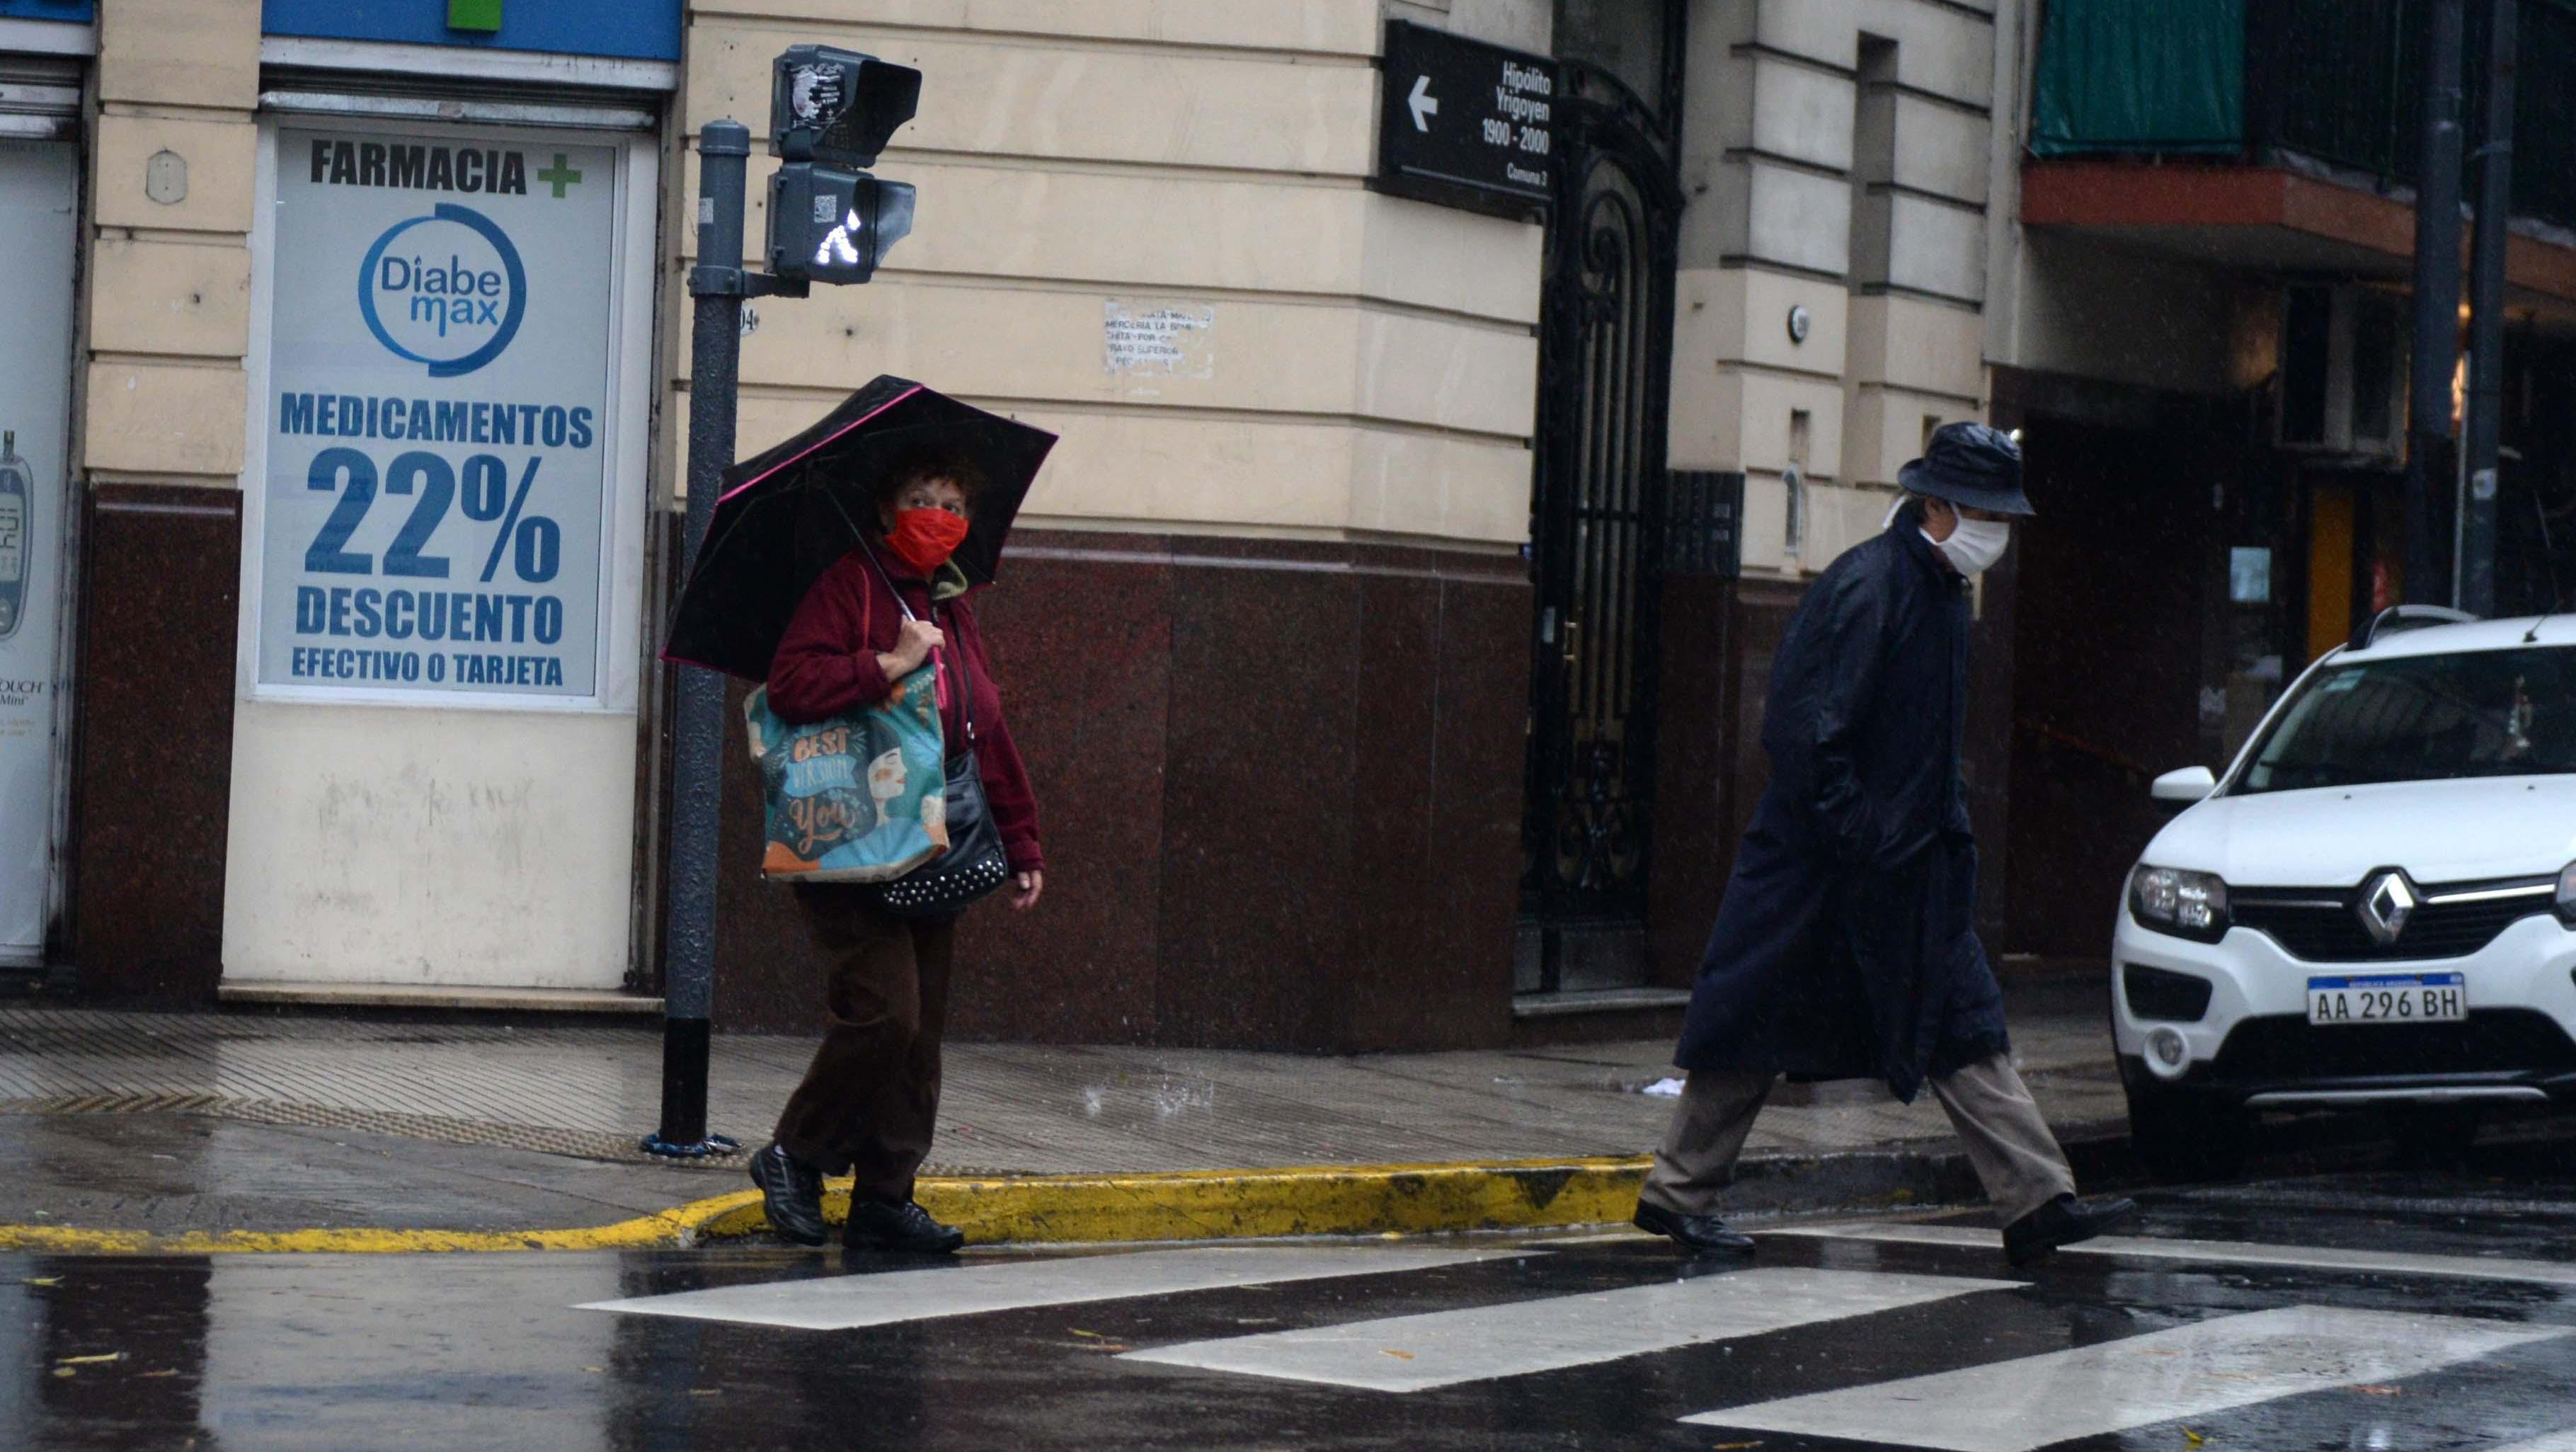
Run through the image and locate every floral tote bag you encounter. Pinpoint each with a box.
[743,665,950,882]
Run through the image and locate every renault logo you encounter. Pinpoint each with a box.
[2357,869,2417,946]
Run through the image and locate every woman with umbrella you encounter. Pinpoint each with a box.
[665,378,1054,1254]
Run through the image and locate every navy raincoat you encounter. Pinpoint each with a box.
[1673,501,2010,1102]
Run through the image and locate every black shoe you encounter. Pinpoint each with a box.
[2004,1193,2136,1267]
[1632,1199,1756,1257]
[748,1143,829,1247]
[845,1197,964,1254]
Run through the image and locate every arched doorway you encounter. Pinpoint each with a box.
[1519,61,1683,995]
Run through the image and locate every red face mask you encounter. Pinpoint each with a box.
[885,507,970,575]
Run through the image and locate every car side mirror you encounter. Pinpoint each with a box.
[2150,765,2216,805]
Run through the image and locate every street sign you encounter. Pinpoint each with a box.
[1375,20,1558,218]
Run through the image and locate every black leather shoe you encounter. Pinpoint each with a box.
[845,1197,965,1254]
[748,1143,829,1247]
[1632,1199,1756,1257]
[2004,1193,2136,1267]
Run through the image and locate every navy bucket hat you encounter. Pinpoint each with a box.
[1897,421,2033,518]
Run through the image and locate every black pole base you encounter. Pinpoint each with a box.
[646,1016,731,1156]
[640,1131,742,1160]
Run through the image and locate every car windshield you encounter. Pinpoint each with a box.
[2237,644,2576,793]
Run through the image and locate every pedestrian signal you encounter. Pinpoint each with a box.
[764,44,918,287]
[769,44,920,168]
[767,164,915,286]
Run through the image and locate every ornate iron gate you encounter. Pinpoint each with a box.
[1520,62,1683,979]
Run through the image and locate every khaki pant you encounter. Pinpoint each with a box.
[772,886,956,1204]
[1639,1053,2076,1225]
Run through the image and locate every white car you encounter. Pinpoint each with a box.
[2112,606,2576,1179]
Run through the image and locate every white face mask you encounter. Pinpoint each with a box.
[1933,516,2010,576]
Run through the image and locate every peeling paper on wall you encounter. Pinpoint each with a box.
[1103,300,1214,387]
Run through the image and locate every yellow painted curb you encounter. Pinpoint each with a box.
[0,1156,1650,1255]
[0,1196,755,1255]
[915,1157,1650,1245]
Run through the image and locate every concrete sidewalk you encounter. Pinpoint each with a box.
[0,978,2129,1245]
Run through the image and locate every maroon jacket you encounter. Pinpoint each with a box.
[767,549,1043,875]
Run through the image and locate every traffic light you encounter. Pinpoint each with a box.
[768,164,915,286]
[765,44,921,287]
[770,45,920,167]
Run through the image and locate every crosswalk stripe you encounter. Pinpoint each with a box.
[1772,1222,2576,1288]
[2486,1434,2576,1451]
[2179,1185,2576,1219]
[1685,1305,2562,1452]
[1120,1266,2017,1393]
[576,1245,1518,1331]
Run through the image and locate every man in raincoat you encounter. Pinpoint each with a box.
[1632,423,2134,1267]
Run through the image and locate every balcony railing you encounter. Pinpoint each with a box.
[2033,0,2576,231]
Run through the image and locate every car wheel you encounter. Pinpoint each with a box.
[2124,1082,2250,1184]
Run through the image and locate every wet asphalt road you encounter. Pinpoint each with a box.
[15,1143,2576,1451]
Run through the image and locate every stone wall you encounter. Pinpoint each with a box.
[71,0,261,1001]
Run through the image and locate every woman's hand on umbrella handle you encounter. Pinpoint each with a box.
[883,619,945,675]
[1011,870,1044,910]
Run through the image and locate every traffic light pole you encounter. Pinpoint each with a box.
[641,51,908,1158]
[2461,0,2516,616]
[2404,0,2466,607]
[643,118,800,1159]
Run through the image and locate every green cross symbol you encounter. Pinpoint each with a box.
[537,153,583,198]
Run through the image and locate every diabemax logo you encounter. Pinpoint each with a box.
[356,203,528,377]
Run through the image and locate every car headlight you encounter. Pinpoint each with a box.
[2129,864,2230,943]
[2558,862,2576,925]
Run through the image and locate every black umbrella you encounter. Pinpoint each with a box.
[661,377,1057,682]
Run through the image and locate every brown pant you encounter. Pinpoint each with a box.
[772,886,956,1203]
[1639,1053,2077,1225]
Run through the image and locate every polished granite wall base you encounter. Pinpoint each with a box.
[1647,575,1747,989]
[71,485,242,1004]
[711,531,1531,1051]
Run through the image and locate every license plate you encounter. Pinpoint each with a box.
[2307,973,2467,1025]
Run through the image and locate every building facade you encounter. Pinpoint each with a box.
[1646,0,2010,1005]
[683,0,1558,1047]
[41,1,2560,1055]
[43,0,679,1007]
[11,0,2028,1048]
[1982,0,2576,969]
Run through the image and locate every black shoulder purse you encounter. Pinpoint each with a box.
[857,546,1012,920]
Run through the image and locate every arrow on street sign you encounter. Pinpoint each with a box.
[1375,21,1556,214]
